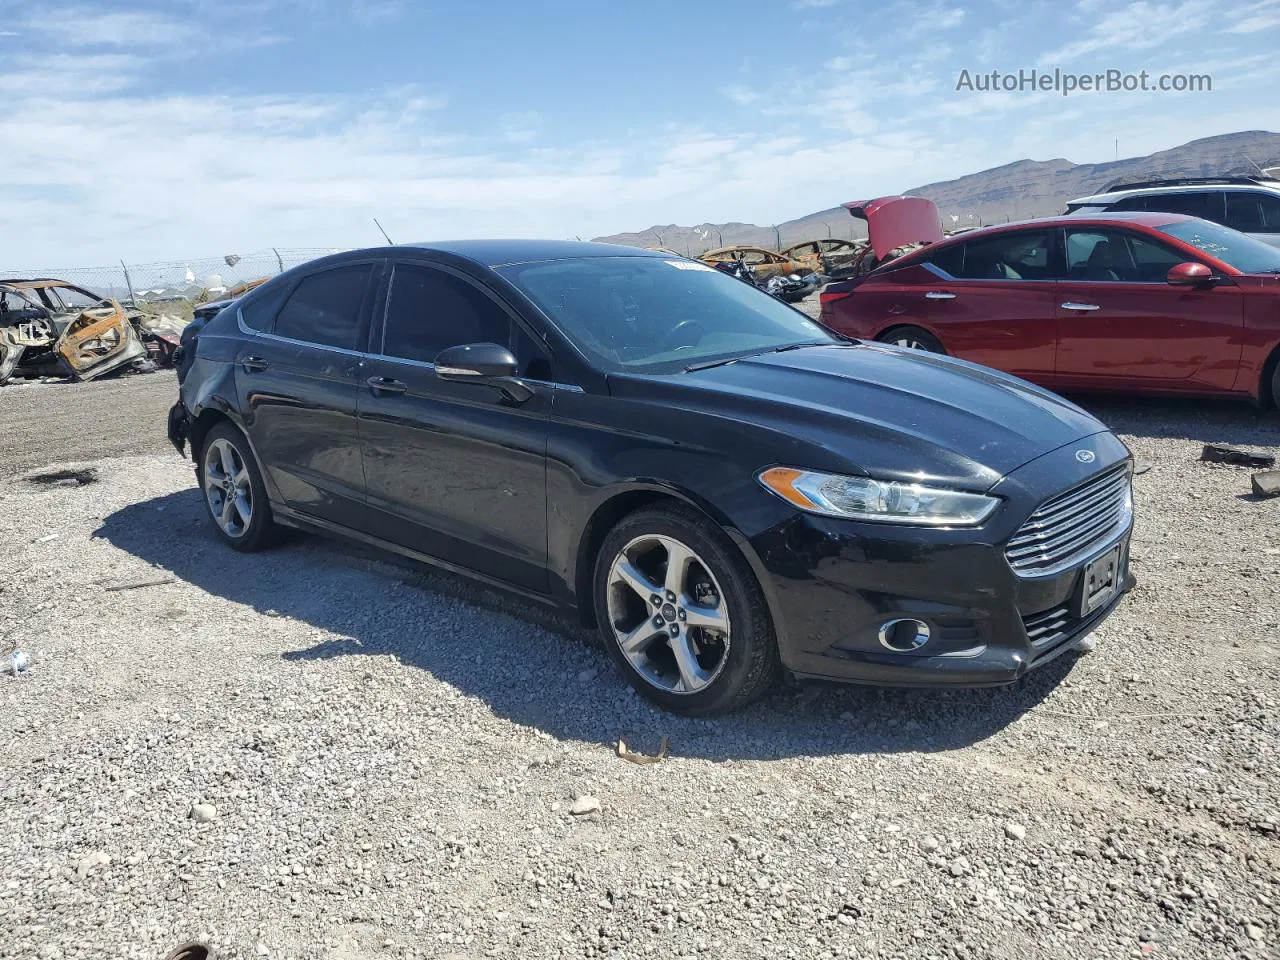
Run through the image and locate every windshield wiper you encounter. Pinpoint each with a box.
[770,339,841,352]
[684,355,747,372]
[683,340,841,373]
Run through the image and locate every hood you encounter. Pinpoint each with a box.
[634,344,1108,490]
[843,196,944,259]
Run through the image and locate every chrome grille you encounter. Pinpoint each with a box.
[1006,466,1131,576]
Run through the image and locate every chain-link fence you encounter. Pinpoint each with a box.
[0,247,345,314]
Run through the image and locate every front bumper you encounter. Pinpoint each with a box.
[750,435,1134,687]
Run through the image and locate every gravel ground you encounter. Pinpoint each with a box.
[0,372,178,479]
[1,363,1278,960]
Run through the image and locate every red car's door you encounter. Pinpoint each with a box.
[880,227,1060,381]
[1055,227,1244,392]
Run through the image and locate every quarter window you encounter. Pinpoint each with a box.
[239,281,291,332]
[273,265,372,349]
[925,243,966,278]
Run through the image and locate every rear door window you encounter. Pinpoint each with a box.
[950,231,1053,280]
[273,264,373,350]
[1225,192,1280,234]
[1139,191,1224,224]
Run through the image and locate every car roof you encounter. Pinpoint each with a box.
[929,211,1192,245]
[1069,180,1280,205]
[0,278,84,289]
[701,245,778,256]
[393,239,668,267]
[878,213,1196,272]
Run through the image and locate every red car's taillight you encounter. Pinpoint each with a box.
[819,290,852,306]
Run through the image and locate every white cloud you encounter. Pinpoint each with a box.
[0,0,1272,267]
[21,6,201,47]
[1041,0,1214,63]
[719,85,759,105]
[1225,0,1280,33]
[499,110,543,144]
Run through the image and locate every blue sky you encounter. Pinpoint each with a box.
[0,0,1277,266]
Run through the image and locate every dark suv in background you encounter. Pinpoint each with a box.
[1067,176,1280,247]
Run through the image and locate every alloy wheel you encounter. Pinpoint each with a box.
[605,534,731,694]
[893,336,929,350]
[203,437,253,538]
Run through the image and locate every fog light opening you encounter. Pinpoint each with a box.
[878,618,932,652]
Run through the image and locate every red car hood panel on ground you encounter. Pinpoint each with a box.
[844,196,945,259]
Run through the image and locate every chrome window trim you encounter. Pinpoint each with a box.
[236,308,365,357]
[348,346,587,393]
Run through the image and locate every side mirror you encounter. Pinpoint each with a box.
[1167,262,1216,287]
[434,342,532,402]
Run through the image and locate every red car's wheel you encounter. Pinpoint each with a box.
[877,325,945,354]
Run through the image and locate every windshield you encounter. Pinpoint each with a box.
[1156,219,1280,274]
[496,256,838,373]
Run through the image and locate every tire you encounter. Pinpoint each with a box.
[195,422,277,552]
[877,325,945,354]
[592,503,781,716]
[1271,355,1280,409]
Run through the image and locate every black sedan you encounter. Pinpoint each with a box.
[168,240,1134,715]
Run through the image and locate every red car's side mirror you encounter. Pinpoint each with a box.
[1167,262,1216,286]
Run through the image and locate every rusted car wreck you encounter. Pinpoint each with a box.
[0,279,179,385]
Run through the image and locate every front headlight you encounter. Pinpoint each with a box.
[757,466,1000,526]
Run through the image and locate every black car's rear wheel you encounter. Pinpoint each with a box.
[196,422,277,552]
[594,504,780,715]
[877,325,945,353]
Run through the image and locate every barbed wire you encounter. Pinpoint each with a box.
[0,247,345,306]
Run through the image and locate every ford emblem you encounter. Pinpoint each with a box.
[1075,449,1096,463]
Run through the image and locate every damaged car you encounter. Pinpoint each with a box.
[698,246,808,284]
[781,238,866,278]
[0,278,186,384]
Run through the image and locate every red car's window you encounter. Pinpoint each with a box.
[929,231,1053,281]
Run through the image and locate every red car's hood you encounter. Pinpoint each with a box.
[843,196,944,259]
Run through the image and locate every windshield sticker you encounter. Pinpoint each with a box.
[664,259,715,271]
[1180,234,1230,256]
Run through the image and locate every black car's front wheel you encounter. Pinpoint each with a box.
[877,325,945,353]
[196,422,277,552]
[594,504,780,716]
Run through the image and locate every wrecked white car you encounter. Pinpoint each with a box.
[0,279,154,385]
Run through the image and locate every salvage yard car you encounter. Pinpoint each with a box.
[781,238,865,278]
[820,212,1280,405]
[169,241,1134,715]
[0,279,149,384]
[698,245,807,283]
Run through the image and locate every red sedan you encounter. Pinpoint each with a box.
[819,212,1280,404]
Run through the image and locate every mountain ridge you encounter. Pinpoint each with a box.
[594,130,1280,254]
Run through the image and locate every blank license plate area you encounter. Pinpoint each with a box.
[1077,545,1121,616]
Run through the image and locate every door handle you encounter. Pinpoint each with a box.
[366,376,408,396]
[925,291,957,300]
[240,356,268,372]
[1061,302,1101,311]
